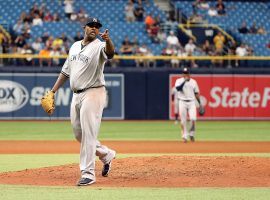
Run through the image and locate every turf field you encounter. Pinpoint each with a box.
[0,120,269,200]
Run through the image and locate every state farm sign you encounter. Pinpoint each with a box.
[169,75,270,119]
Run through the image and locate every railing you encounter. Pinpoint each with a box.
[1,54,270,60]
[0,54,269,68]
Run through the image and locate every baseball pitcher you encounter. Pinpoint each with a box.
[41,17,116,186]
[174,67,205,142]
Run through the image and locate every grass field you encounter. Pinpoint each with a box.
[0,120,269,141]
[0,120,270,200]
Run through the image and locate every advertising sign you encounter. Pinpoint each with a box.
[169,74,270,119]
[0,73,124,119]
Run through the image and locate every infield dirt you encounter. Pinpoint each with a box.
[0,141,270,187]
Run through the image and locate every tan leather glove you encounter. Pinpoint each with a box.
[40,91,55,115]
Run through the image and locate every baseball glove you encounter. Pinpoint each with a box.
[198,105,205,116]
[41,91,55,115]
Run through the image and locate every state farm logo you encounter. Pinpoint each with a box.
[208,87,270,108]
[0,80,29,112]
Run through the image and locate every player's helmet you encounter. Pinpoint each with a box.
[182,67,190,74]
[84,17,102,28]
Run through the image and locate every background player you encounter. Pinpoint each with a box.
[174,67,204,142]
[47,17,116,186]
[171,86,179,124]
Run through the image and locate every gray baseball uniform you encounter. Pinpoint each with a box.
[61,38,115,182]
[171,86,179,123]
[175,76,200,141]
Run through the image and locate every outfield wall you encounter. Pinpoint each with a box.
[0,67,269,120]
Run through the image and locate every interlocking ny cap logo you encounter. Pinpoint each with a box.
[93,18,97,22]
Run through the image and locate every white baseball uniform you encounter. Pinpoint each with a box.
[171,86,179,121]
[61,38,115,181]
[174,77,199,140]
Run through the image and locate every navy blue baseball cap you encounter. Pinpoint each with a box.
[182,67,190,74]
[84,17,102,28]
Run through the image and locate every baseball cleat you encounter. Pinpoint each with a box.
[77,178,95,186]
[182,137,188,143]
[102,150,116,177]
[190,136,195,142]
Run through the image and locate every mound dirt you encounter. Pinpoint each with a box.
[0,156,270,187]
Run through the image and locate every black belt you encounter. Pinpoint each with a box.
[180,99,193,102]
[73,85,104,94]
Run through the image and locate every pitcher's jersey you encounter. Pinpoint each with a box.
[174,77,199,101]
[61,39,108,91]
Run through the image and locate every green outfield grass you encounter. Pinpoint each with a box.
[0,120,269,141]
[1,185,270,200]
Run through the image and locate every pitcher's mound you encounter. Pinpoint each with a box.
[0,156,270,187]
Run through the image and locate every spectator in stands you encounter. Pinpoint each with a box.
[131,36,139,50]
[246,45,254,56]
[235,43,248,67]
[41,32,50,43]
[162,44,178,67]
[144,13,155,30]
[77,8,88,24]
[227,40,237,68]
[199,0,209,10]
[21,44,34,66]
[46,36,54,49]
[189,13,204,24]
[162,44,174,56]
[213,31,225,52]
[147,22,160,43]
[52,13,61,22]
[38,3,47,19]
[193,0,209,13]
[12,20,24,36]
[31,37,43,54]
[120,36,134,55]
[166,31,181,49]
[0,29,7,56]
[50,46,63,66]
[21,25,31,40]
[192,0,200,14]
[44,11,53,22]
[133,1,145,22]
[154,30,165,43]
[125,0,135,22]
[216,0,226,15]
[30,3,41,18]
[171,47,187,68]
[74,31,83,41]
[60,33,71,44]
[238,21,249,34]
[208,7,218,17]
[184,39,198,68]
[184,39,196,55]
[14,35,27,53]
[39,45,51,67]
[202,39,214,55]
[135,44,155,67]
[257,26,267,34]
[32,14,43,26]
[52,37,63,49]
[249,22,258,34]
[64,0,74,20]
[211,48,224,67]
